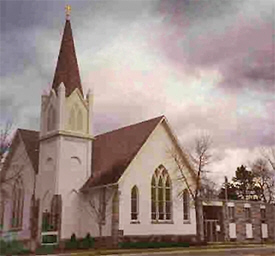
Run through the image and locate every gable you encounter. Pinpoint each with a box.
[81,116,164,191]
[2,129,39,175]
[161,119,197,182]
[65,88,88,133]
[117,118,197,190]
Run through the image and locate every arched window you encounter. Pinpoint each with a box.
[77,109,83,131]
[45,158,54,172]
[69,104,83,132]
[151,165,172,221]
[131,186,139,220]
[11,177,24,229]
[47,105,56,131]
[69,107,76,131]
[183,189,190,221]
[70,157,81,172]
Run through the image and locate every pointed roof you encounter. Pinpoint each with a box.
[19,129,39,173]
[52,19,83,97]
[81,116,164,190]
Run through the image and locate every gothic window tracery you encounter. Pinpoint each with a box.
[151,165,172,221]
[11,177,24,229]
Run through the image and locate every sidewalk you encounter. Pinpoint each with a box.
[39,243,275,256]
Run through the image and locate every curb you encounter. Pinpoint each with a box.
[39,244,275,256]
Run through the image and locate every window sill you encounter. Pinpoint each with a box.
[151,220,173,224]
[183,220,191,224]
[130,220,140,224]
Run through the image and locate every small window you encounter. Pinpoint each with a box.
[244,207,251,222]
[183,189,190,221]
[228,206,235,222]
[261,208,266,223]
[131,186,139,221]
[45,158,54,172]
[70,157,81,172]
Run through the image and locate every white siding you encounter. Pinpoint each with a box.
[1,137,35,242]
[118,122,196,236]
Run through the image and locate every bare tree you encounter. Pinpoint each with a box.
[200,176,219,201]
[0,124,31,231]
[260,146,275,172]
[0,122,15,230]
[72,186,116,238]
[169,134,213,243]
[0,123,24,192]
[251,158,275,203]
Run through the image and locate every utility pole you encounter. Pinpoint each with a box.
[224,176,229,242]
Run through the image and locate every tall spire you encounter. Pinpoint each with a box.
[52,7,83,97]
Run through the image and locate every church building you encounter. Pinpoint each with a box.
[0,12,197,248]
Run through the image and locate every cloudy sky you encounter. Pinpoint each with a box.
[1,0,274,185]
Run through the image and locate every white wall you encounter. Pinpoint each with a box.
[118,122,196,236]
[78,188,114,238]
[57,136,92,239]
[1,136,35,242]
[37,85,93,241]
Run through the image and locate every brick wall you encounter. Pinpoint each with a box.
[223,200,275,242]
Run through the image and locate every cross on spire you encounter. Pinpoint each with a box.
[51,8,83,97]
[65,5,71,20]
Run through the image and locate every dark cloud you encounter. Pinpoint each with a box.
[0,0,274,180]
[159,0,239,25]
[155,0,274,93]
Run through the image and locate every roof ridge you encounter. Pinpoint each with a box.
[95,115,164,137]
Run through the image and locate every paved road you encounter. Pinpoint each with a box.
[105,247,275,256]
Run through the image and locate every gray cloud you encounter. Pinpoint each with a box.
[1,0,274,183]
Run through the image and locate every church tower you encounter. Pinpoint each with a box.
[36,8,93,242]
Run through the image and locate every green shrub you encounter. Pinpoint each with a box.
[65,233,77,250]
[35,244,57,255]
[78,233,94,249]
[0,239,31,255]
[65,233,94,250]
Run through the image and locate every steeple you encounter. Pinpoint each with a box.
[52,9,83,97]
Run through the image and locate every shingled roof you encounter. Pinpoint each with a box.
[81,115,164,191]
[52,19,83,97]
[3,116,164,189]
[19,129,39,173]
